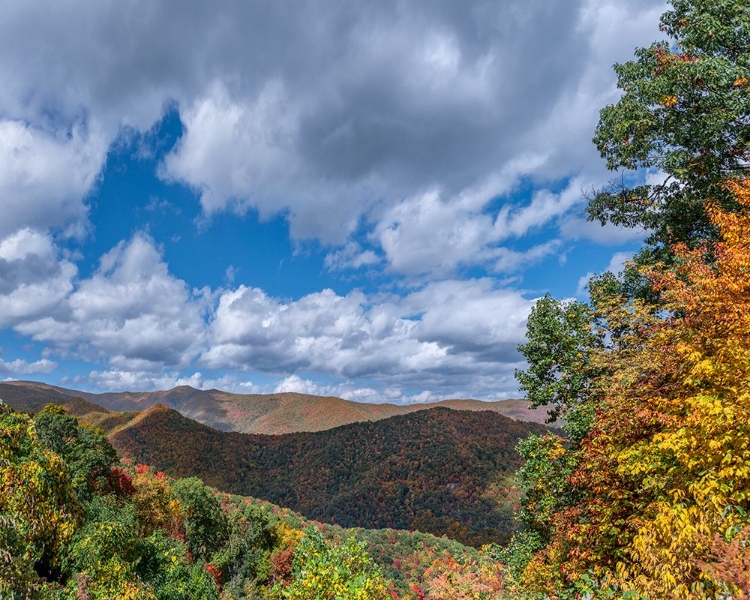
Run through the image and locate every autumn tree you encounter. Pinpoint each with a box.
[128,463,184,538]
[515,2,750,591]
[590,0,750,262]
[269,528,391,600]
[0,405,80,595]
[422,553,505,600]
[524,181,750,599]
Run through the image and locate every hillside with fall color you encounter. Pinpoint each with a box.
[2,402,502,599]
[109,404,547,547]
[0,380,549,434]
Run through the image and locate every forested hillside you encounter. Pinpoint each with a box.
[1,402,500,598]
[110,405,547,547]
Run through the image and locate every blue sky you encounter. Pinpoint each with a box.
[0,0,663,402]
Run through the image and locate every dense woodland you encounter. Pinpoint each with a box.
[3,0,750,597]
[109,405,547,548]
[0,403,506,599]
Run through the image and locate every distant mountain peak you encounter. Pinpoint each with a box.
[0,380,552,435]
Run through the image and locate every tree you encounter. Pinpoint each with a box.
[510,295,606,580]
[33,404,119,501]
[211,501,280,596]
[172,477,228,562]
[422,553,505,600]
[129,463,184,538]
[515,294,603,435]
[0,405,80,595]
[524,181,750,599]
[269,528,391,600]
[589,0,750,260]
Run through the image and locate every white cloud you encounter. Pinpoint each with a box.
[153,0,663,253]
[375,189,496,276]
[324,243,381,271]
[606,251,633,276]
[273,374,330,396]
[0,357,57,375]
[202,278,534,397]
[162,81,301,216]
[0,120,107,240]
[494,183,587,240]
[0,229,77,328]
[16,234,207,369]
[372,177,584,276]
[0,0,663,273]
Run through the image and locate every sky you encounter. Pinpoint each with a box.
[0,0,665,403]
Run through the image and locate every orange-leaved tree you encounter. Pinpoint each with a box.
[524,180,750,599]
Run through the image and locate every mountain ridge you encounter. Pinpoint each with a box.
[0,380,549,434]
[109,403,548,547]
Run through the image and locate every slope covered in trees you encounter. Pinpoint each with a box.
[0,402,507,599]
[109,405,547,548]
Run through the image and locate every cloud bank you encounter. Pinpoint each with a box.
[0,0,664,399]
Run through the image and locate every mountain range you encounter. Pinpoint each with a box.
[0,380,550,434]
[0,380,549,546]
[109,403,547,547]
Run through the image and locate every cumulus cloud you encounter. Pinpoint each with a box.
[324,243,381,271]
[373,176,586,276]
[0,0,662,258]
[0,229,77,328]
[202,278,533,396]
[0,0,667,398]
[156,0,663,256]
[0,228,534,398]
[0,120,106,240]
[16,234,207,369]
[0,357,57,375]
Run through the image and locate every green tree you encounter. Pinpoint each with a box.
[172,477,229,562]
[589,0,750,259]
[515,294,603,436]
[212,502,280,596]
[269,528,391,600]
[33,404,119,501]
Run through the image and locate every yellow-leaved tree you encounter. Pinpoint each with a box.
[523,180,750,599]
[0,405,80,595]
[612,180,750,598]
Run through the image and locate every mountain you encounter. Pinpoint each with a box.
[0,380,110,415]
[110,404,548,547]
[0,380,550,434]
